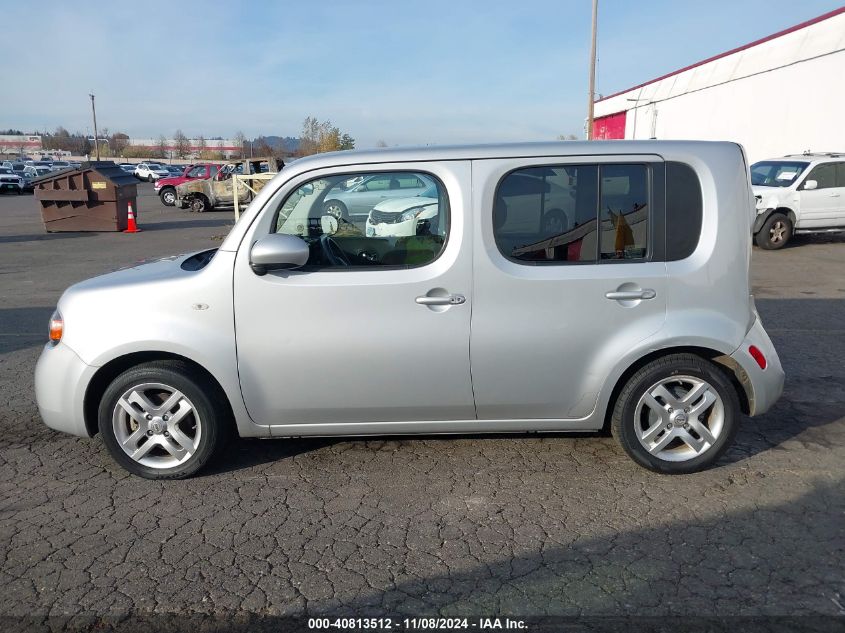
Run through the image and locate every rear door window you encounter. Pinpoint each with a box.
[494,163,649,263]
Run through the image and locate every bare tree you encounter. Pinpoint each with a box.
[111,132,129,156]
[234,130,246,158]
[173,129,190,159]
[196,135,207,158]
[157,135,168,159]
[376,139,388,148]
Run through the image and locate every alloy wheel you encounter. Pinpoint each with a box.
[769,220,787,244]
[111,382,202,469]
[634,375,725,462]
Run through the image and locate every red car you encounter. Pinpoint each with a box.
[154,163,221,206]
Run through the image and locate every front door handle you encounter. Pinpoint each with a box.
[605,289,656,301]
[416,294,466,306]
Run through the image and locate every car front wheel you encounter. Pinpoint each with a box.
[755,213,792,249]
[98,361,230,479]
[159,188,176,206]
[611,354,740,474]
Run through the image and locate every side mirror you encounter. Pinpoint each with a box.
[250,234,309,275]
[802,179,817,191]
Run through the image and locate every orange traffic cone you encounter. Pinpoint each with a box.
[124,202,141,233]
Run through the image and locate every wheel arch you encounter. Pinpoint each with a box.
[601,345,751,432]
[775,206,797,227]
[83,351,236,437]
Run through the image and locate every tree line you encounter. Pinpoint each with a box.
[10,116,357,160]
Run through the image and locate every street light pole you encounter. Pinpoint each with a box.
[586,0,598,140]
[89,93,100,161]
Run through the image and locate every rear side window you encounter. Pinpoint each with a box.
[494,163,649,264]
[666,162,702,261]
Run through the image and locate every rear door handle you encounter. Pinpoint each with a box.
[605,289,656,301]
[416,294,466,306]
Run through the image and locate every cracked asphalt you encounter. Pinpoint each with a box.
[0,186,843,626]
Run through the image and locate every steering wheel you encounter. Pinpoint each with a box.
[320,234,351,267]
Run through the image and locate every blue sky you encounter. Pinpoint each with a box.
[1,0,840,147]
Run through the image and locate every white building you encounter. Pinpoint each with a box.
[592,7,845,163]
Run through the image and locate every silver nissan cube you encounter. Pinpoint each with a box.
[35,141,784,479]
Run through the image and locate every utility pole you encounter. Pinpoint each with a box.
[586,0,598,140]
[89,93,100,161]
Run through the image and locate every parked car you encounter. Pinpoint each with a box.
[35,141,784,479]
[0,167,24,194]
[155,163,219,206]
[174,157,282,212]
[751,152,845,248]
[321,172,431,222]
[23,166,51,179]
[134,162,170,182]
[165,165,184,175]
[118,164,136,174]
[30,160,53,170]
[365,181,440,237]
[50,160,71,172]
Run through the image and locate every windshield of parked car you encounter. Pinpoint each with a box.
[751,161,808,187]
[0,168,13,174]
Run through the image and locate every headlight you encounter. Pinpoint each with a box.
[49,310,63,344]
[399,206,426,222]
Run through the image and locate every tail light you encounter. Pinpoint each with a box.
[49,310,63,344]
[748,345,767,370]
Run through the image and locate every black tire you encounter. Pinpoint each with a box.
[190,195,209,213]
[322,199,349,220]
[755,213,792,249]
[147,174,153,183]
[159,187,176,206]
[611,353,740,474]
[98,361,231,479]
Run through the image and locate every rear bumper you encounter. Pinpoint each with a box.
[35,342,97,438]
[730,316,784,416]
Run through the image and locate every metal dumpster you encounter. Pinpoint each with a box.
[33,161,138,232]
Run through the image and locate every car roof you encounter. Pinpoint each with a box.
[289,140,742,170]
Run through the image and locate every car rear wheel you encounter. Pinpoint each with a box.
[755,213,792,249]
[98,361,231,479]
[159,188,176,206]
[611,354,740,474]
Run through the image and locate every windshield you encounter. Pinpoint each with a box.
[751,161,808,187]
[0,168,12,174]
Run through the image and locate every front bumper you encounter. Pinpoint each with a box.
[35,342,98,437]
[729,316,785,416]
[0,181,22,193]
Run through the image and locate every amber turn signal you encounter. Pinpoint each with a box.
[49,311,63,343]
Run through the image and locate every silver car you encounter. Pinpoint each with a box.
[35,141,784,479]
[321,172,433,222]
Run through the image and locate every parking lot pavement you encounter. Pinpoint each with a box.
[0,187,844,623]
